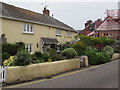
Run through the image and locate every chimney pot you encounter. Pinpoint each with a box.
[43,7,50,16]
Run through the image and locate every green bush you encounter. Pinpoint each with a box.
[61,48,77,59]
[3,56,14,66]
[35,52,42,59]
[47,48,63,61]
[85,48,111,65]
[2,42,25,56]
[75,35,115,47]
[103,46,114,56]
[2,52,10,61]
[59,42,72,51]
[72,41,87,56]
[14,49,32,66]
[50,53,63,61]
[41,53,49,62]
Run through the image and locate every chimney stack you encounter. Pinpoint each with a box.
[43,7,50,16]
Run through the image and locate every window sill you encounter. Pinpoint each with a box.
[22,32,34,35]
[56,34,62,37]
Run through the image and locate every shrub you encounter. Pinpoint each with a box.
[59,42,72,51]
[14,49,32,66]
[34,52,42,59]
[32,60,41,64]
[112,41,120,53]
[50,53,63,61]
[47,58,52,62]
[101,38,115,45]
[75,35,115,47]
[61,48,77,59]
[85,48,111,65]
[2,52,10,61]
[31,54,38,60]
[95,44,105,51]
[41,53,49,62]
[72,41,87,56]
[2,42,25,56]
[3,56,14,66]
[103,46,114,56]
[47,48,63,61]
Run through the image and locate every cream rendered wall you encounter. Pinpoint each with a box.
[2,18,77,53]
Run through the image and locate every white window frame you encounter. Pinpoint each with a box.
[23,24,33,34]
[25,44,32,53]
[67,31,72,37]
[56,29,61,36]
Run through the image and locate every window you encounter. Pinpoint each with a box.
[23,24,33,34]
[25,44,32,53]
[67,31,72,37]
[56,29,61,36]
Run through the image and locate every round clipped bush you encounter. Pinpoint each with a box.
[61,48,77,59]
[103,46,114,56]
[14,49,32,66]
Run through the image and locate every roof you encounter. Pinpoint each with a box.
[0,2,76,32]
[87,31,95,36]
[41,37,58,45]
[96,16,120,31]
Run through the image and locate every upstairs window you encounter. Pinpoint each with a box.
[56,29,61,36]
[23,24,33,33]
[67,31,72,37]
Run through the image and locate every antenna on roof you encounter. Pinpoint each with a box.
[45,0,49,8]
[40,0,49,9]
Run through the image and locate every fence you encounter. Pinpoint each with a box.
[0,66,7,83]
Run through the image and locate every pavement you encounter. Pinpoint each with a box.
[3,59,119,88]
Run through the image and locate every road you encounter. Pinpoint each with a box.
[4,60,119,88]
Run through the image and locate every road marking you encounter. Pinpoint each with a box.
[4,60,118,88]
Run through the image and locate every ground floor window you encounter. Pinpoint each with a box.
[25,44,32,53]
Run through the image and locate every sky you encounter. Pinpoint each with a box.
[1,0,120,30]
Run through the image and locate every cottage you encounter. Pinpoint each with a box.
[0,2,77,53]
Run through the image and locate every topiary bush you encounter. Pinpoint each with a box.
[103,46,114,56]
[2,52,10,61]
[61,48,77,59]
[14,49,32,66]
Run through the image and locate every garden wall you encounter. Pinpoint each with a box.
[111,53,120,60]
[5,59,80,84]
